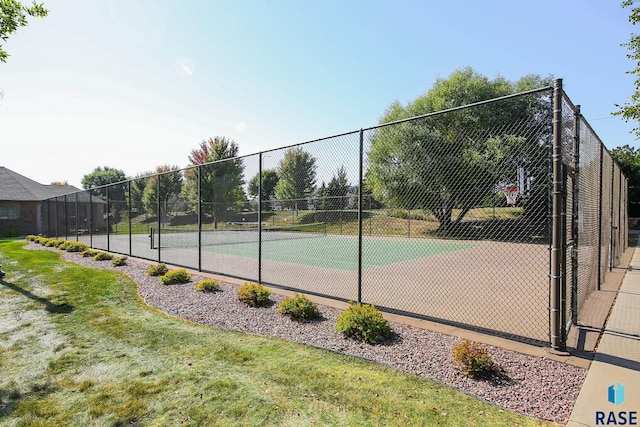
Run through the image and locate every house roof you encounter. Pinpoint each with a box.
[0,167,83,201]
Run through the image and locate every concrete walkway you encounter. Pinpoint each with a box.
[567,240,640,426]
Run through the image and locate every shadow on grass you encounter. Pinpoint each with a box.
[0,279,74,314]
[435,218,548,244]
[0,387,22,416]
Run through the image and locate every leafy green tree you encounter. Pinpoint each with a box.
[366,67,552,231]
[348,179,385,210]
[615,0,640,138]
[0,0,47,62]
[142,165,183,217]
[612,144,640,216]
[248,169,279,210]
[182,137,244,228]
[274,147,317,211]
[81,166,128,201]
[316,182,328,210]
[326,165,350,210]
[127,171,152,216]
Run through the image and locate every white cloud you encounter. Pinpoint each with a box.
[173,57,195,77]
[181,64,193,76]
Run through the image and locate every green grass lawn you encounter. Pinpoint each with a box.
[0,240,554,426]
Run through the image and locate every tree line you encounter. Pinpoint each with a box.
[80,138,358,229]
[79,68,563,233]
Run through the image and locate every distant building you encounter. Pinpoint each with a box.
[0,167,106,236]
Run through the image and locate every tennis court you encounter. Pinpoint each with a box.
[84,229,549,342]
[203,235,477,271]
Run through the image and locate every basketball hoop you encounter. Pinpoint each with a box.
[502,188,519,206]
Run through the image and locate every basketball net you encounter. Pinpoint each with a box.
[503,188,519,206]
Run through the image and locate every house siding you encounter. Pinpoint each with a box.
[0,201,40,236]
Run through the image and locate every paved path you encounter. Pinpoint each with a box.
[567,239,640,426]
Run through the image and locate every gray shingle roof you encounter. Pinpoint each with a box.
[0,167,83,201]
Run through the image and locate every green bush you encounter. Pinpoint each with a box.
[0,229,18,238]
[93,252,113,261]
[335,302,391,344]
[26,235,37,241]
[159,269,191,285]
[238,282,271,307]
[194,279,220,292]
[146,263,168,277]
[54,240,69,248]
[43,239,61,247]
[112,256,128,267]
[60,241,88,252]
[277,294,319,321]
[36,237,49,245]
[385,208,433,221]
[82,249,99,258]
[452,339,496,379]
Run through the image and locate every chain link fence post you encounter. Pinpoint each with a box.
[550,78,566,351]
[358,129,364,303]
[258,152,263,284]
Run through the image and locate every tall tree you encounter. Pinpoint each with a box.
[142,165,183,217]
[366,67,552,231]
[325,165,350,210]
[612,144,640,216]
[615,0,640,138]
[182,137,244,228]
[274,147,317,211]
[0,0,47,62]
[248,169,279,210]
[316,182,328,210]
[81,166,128,201]
[127,171,153,216]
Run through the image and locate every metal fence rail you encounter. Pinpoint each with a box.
[41,79,628,350]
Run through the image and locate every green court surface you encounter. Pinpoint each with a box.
[203,236,476,271]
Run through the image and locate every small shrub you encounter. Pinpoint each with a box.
[54,240,68,248]
[335,302,391,344]
[82,249,99,258]
[26,235,37,242]
[277,294,319,321]
[35,237,49,245]
[93,251,113,261]
[43,239,61,247]
[452,339,495,379]
[159,269,191,285]
[194,279,220,292]
[147,263,168,277]
[238,282,271,307]
[60,241,88,252]
[0,229,18,238]
[386,208,432,221]
[112,256,128,267]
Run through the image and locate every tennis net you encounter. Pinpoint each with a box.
[149,222,327,249]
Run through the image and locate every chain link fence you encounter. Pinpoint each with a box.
[41,80,628,349]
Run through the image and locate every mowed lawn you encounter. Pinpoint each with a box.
[0,240,553,427]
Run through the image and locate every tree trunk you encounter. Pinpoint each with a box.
[434,206,453,232]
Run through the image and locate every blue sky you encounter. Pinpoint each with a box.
[1,0,637,188]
